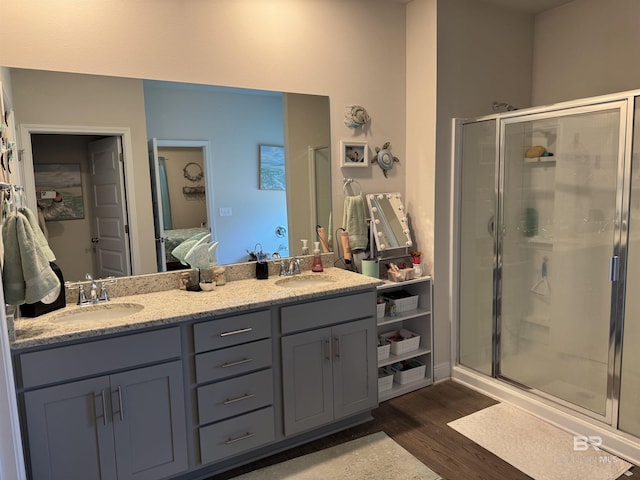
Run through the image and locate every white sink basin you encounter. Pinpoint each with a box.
[274,275,336,289]
[49,303,144,324]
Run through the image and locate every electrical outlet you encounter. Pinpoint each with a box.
[219,207,232,217]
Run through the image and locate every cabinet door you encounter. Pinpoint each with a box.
[281,327,333,436]
[111,361,188,480]
[24,376,117,480]
[332,318,378,419]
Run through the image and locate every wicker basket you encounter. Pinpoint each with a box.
[381,329,420,355]
[376,301,386,319]
[378,367,394,392]
[377,337,391,361]
[392,360,426,385]
[381,290,418,313]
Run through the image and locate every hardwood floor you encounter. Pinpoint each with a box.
[208,380,638,480]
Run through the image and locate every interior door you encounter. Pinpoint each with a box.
[88,137,131,278]
[498,102,626,420]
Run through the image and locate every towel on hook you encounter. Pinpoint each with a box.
[2,212,60,305]
[342,195,368,251]
[19,206,56,262]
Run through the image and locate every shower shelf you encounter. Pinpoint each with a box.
[522,314,550,327]
[524,156,556,164]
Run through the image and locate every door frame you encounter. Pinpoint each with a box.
[18,124,140,276]
[150,139,215,272]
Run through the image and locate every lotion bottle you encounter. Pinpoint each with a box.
[301,239,309,255]
[311,241,324,272]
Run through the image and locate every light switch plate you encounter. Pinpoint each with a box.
[219,207,232,217]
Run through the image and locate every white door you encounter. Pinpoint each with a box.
[88,137,131,278]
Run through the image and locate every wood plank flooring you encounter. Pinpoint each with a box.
[207,380,638,480]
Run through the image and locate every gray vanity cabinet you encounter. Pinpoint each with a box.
[280,291,378,437]
[18,328,188,480]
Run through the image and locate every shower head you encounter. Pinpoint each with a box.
[492,101,518,112]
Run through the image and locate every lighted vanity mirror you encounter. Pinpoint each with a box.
[6,67,332,282]
[366,193,413,253]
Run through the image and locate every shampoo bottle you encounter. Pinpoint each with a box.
[311,241,324,272]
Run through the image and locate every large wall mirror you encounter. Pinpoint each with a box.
[6,67,332,282]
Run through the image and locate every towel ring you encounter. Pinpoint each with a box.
[342,178,363,196]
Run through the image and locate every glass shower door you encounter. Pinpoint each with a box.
[458,119,497,376]
[498,104,625,418]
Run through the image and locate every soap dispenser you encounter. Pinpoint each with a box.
[301,239,309,255]
[311,241,324,272]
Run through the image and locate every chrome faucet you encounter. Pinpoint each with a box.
[287,257,301,276]
[272,254,301,276]
[86,273,99,303]
[64,274,117,305]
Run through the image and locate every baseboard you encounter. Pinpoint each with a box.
[452,365,640,467]
[434,361,451,382]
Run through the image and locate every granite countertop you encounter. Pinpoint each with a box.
[12,267,382,350]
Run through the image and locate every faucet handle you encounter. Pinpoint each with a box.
[293,257,301,275]
[101,276,117,285]
[77,285,88,305]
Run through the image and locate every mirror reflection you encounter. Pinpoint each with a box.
[366,193,413,253]
[7,67,332,282]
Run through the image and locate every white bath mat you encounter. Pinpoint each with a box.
[448,403,632,480]
[229,431,441,479]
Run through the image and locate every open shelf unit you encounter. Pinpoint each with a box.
[376,276,433,402]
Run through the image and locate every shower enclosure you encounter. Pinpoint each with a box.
[454,91,640,445]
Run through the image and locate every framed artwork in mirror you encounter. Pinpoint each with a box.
[340,140,368,167]
[34,163,84,220]
[259,144,285,190]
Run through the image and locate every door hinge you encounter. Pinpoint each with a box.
[119,153,124,163]
[124,224,129,234]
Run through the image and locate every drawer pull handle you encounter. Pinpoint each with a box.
[221,358,253,368]
[94,390,107,426]
[220,328,253,337]
[225,432,256,445]
[333,336,341,359]
[223,393,255,405]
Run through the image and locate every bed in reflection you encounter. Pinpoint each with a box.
[164,227,209,270]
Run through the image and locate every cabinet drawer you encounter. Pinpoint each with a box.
[195,339,272,384]
[197,369,273,425]
[281,291,375,334]
[193,310,271,353]
[199,406,275,465]
[18,328,181,388]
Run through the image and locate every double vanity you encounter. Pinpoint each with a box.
[10,266,381,480]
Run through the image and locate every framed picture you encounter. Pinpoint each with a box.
[340,140,368,167]
[259,144,285,190]
[34,163,84,220]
